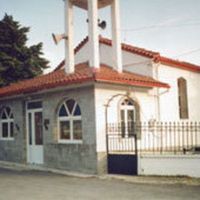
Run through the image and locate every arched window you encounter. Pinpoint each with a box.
[178,78,189,119]
[120,98,135,137]
[0,107,14,139]
[58,99,82,142]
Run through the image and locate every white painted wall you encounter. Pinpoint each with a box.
[75,42,153,77]
[74,39,200,177]
[75,43,89,65]
[100,44,153,77]
[138,155,200,178]
[94,84,156,152]
[157,63,200,121]
[74,40,200,122]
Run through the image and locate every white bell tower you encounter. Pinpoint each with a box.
[61,0,122,73]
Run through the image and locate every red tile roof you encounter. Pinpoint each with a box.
[99,36,160,58]
[0,63,169,98]
[158,56,200,73]
[55,36,200,73]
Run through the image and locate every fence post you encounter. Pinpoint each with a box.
[173,122,176,154]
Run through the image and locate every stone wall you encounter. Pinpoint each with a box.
[42,86,98,174]
[0,99,26,163]
[0,85,98,174]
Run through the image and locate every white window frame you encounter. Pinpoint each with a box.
[58,100,82,144]
[0,107,14,141]
[119,98,136,137]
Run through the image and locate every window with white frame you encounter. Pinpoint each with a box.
[0,107,14,139]
[58,99,82,142]
[120,98,135,137]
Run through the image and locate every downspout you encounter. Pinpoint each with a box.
[152,61,161,121]
[105,102,109,171]
[151,60,170,121]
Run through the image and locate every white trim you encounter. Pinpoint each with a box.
[59,116,82,121]
[27,108,43,113]
[119,98,136,123]
[1,119,14,123]
[58,139,83,144]
[72,102,77,115]
[26,105,29,163]
[118,98,136,137]
[0,138,14,141]
[0,107,14,140]
[26,100,43,164]
[57,99,83,144]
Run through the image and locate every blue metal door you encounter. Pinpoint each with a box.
[106,124,138,175]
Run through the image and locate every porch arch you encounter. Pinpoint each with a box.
[105,93,140,125]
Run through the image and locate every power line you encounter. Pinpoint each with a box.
[173,48,200,58]
[121,21,200,32]
[123,60,151,67]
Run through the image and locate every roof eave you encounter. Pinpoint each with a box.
[159,56,200,73]
[0,80,96,100]
[95,78,170,89]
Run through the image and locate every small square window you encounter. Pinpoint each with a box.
[27,101,42,110]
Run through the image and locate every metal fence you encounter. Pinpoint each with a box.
[107,122,200,154]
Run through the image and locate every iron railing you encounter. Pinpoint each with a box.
[107,122,200,154]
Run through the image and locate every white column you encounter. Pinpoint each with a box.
[87,0,100,68]
[111,0,122,73]
[65,0,74,73]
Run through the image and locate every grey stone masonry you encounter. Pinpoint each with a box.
[42,86,98,174]
[0,84,102,174]
[0,99,26,163]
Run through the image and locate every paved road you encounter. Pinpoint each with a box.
[0,168,200,200]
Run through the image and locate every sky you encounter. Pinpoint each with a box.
[1,0,200,72]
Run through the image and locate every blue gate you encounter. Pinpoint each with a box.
[106,124,138,175]
[107,153,137,175]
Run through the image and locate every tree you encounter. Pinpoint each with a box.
[0,14,49,87]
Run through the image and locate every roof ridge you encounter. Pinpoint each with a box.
[159,56,200,72]
[99,36,160,58]
[75,36,89,53]
[99,37,200,72]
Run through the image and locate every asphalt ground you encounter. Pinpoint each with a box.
[0,167,200,200]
